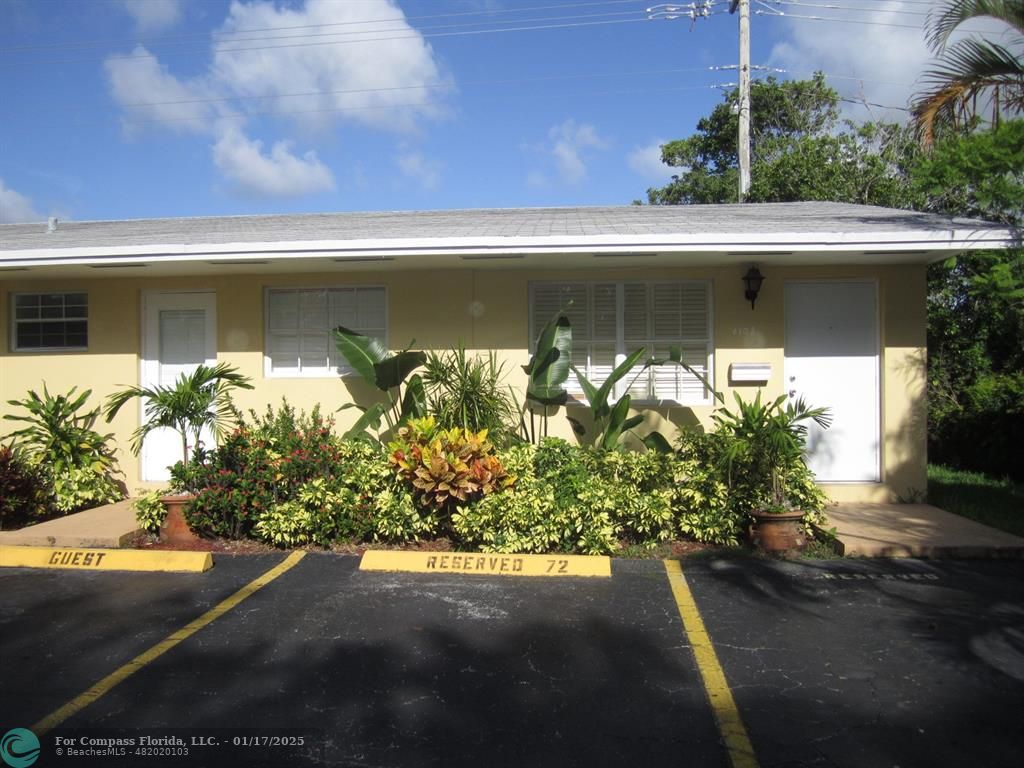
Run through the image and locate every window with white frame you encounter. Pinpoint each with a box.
[11,292,88,351]
[529,281,712,403]
[265,286,386,376]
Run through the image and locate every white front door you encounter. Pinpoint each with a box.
[784,281,880,482]
[141,291,217,481]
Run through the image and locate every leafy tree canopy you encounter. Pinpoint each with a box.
[647,74,921,208]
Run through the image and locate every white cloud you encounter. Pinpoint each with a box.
[0,179,43,223]
[104,46,216,134]
[212,124,335,198]
[627,139,673,182]
[395,150,441,190]
[547,119,608,184]
[103,0,453,198]
[526,170,548,189]
[119,0,183,32]
[767,1,1013,120]
[210,0,452,133]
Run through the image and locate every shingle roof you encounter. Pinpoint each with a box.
[0,201,1008,253]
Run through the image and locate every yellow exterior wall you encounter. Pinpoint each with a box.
[0,263,928,501]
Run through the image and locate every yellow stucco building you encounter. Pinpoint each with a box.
[1,202,1011,502]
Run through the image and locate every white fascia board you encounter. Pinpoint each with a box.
[0,227,1013,268]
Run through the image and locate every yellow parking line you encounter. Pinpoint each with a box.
[664,559,758,768]
[32,551,307,736]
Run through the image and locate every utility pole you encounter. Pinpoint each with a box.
[648,1,751,199]
[730,0,751,201]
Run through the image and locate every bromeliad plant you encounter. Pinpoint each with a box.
[388,416,514,511]
[4,385,124,513]
[333,327,427,441]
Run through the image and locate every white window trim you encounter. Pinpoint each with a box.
[528,279,715,407]
[263,285,389,379]
[9,290,89,353]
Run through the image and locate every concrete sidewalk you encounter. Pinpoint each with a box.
[0,498,140,548]
[827,502,1024,558]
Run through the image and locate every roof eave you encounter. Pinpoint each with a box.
[0,228,1013,270]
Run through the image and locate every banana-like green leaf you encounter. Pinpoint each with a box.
[525,312,572,404]
[342,402,387,441]
[600,395,633,450]
[591,347,646,419]
[647,345,724,404]
[567,416,587,437]
[333,326,391,387]
[620,414,645,432]
[398,374,427,425]
[373,350,427,391]
[570,364,599,405]
[642,431,673,453]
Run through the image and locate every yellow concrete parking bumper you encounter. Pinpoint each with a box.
[360,550,611,577]
[0,545,213,573]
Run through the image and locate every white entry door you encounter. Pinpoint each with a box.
[141,291,217,481]
[784,281,880,482]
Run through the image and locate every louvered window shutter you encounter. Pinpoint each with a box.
[267,286,386,376]
[530,280,712,403]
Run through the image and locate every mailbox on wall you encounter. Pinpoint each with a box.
[729,363,772,383]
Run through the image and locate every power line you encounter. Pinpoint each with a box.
[13,65,735,116]
[754,8,995,34]
[0,0,643,54]
[20,82,739,130]
[763,0,932,15]
[121,9,646,52]
[0,15,655,68]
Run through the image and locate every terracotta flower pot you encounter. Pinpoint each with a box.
[159,493,202,545]
[750,510,806,553]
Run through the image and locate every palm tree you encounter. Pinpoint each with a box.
[912,0,1024,147]
[104,362,253,468]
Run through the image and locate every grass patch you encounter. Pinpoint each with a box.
[928,464,1024,538]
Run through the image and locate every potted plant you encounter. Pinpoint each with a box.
[104,362,253,543]
[711,392,832,553]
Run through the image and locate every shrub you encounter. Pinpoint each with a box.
[4,385,123,514]
[455,440,678,555]
[253,478,371,547]
[930,371,1024,482]
[673,432,740,545]
[182,400,397,543]
[133,490,166,534]
[372,487,441,542]
[0,446,52,529]
[455,442,618,554]
[388,417,514,512]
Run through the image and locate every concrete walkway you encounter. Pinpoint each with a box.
[0,498,140,548]
[827,502,1024,558]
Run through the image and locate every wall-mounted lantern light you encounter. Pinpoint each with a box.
[742,265,764,310]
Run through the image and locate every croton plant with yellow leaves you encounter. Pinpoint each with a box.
[388,417,515,511]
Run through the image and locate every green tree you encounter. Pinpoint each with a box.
[647,74,919,207]
[912,0,1024,147]
[104,362,254,470]
[912,120,1023,479]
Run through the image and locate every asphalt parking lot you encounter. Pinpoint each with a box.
[1,553,1023,768]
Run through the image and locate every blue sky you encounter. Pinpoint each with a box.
[1,0,946,222]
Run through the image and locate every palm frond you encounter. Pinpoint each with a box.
[926,0,1024,52]
[913,36,1024,146]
